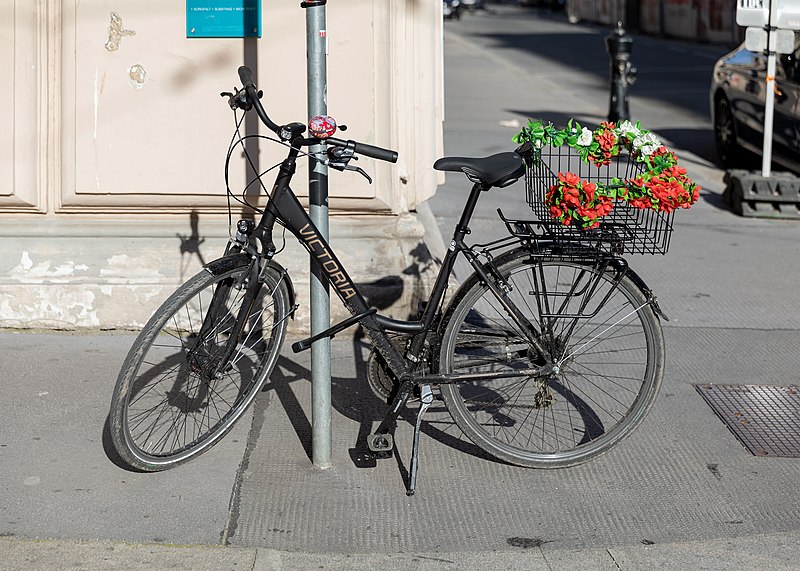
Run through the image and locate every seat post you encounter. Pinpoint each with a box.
[454,182,487,242]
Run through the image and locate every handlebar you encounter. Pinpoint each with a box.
[237,66,281,134]
[237,65,256,90]
[326,137,398,163]
[235,65,397,165]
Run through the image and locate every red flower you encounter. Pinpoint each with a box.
[546,172,617,229]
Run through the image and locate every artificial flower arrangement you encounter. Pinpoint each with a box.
[514,119,700,229]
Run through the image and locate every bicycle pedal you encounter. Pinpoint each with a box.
[367,432,394,453]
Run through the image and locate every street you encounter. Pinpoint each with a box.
[430,5,800,331]
[2,4,800,568]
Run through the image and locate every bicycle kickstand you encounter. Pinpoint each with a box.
[406,384,433,496]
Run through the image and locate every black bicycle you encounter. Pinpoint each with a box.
[109,67,667,495]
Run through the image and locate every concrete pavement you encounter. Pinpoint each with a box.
[3,4,800,569]
[1,329,799,569]
[3,531,800,570]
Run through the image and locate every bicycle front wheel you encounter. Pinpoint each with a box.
[109,258,291,471]
[439,249,664,468]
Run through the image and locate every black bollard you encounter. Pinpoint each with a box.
[605,22,637,123]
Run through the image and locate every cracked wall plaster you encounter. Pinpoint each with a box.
[105,12,135,52]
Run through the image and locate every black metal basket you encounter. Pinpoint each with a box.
[524,144,674,255]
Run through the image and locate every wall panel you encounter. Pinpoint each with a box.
[0,1,42,212]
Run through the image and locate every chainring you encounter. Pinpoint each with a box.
[366,337,406,401]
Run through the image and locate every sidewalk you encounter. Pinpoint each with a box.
[3,531,800,570]
[1,329,800,569]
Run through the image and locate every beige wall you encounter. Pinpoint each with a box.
[0,0,444,330]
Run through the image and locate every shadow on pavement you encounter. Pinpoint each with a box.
[257,332,501,483]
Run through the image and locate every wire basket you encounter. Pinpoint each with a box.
[524,145,674,255]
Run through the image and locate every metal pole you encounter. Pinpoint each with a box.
[762,51,776,178]
[605,22,636,124]
[305,1,332,469]
[762,1,778,178]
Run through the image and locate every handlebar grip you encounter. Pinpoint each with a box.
[353,141,399,163]
[236,66,281,134]
[238,66,256,88]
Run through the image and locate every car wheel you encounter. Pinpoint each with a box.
[713,95,740,167]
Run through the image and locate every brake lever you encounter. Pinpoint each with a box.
[326,142,372,184]
[342,164,372,184]
[220,87,263,111]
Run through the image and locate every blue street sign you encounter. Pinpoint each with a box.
[186,0,261,38]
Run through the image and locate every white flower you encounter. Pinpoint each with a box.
[640,143,660,156]
[633,132,661,155]
[576,127,593,146]
[617,120,640,139]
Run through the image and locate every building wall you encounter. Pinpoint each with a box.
[568,0,742,45]
[0,1,444,332]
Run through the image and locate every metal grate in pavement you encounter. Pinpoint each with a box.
[695,384,800,458]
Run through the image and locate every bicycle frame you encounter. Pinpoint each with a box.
[246,139,555,399]
[220,126,589,495]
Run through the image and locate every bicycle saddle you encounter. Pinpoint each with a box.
[433,151,525,188]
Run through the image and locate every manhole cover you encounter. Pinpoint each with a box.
[695,384,800,458]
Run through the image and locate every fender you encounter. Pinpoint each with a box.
[203,254,296,315]
[440,247,668,329]
[607,258,669,321]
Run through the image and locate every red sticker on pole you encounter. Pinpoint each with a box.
[308,115,337,138]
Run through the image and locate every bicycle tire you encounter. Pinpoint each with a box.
[109,259,290,471]
[438,248,664,468]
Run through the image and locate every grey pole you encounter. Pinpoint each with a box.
[761,1,778,178]
[304,0,332,469]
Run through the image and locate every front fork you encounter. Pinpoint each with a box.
[189,224,263,382]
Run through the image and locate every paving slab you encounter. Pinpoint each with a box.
[0,332,249,545]
[227,328,800,553]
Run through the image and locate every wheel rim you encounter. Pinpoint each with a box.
[121,269,285,464]
[442,259,662,465]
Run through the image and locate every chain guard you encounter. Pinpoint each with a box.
[366,338,405,402]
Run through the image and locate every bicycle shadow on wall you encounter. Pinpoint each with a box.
[177,210,207,281]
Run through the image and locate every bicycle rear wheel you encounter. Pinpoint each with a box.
[109,258,290,471]
[438,248,664,468]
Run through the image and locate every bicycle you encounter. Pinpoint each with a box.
[109,66,667,495]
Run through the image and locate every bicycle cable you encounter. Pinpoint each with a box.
[225,109,325,228]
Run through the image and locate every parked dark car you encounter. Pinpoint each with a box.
[710,34,800,171]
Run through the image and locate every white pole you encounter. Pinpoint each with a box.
[762,0,779,178]
[762,45,777,177]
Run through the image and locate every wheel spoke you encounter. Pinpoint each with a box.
[441,255,663,467]
[111,266,289,467]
